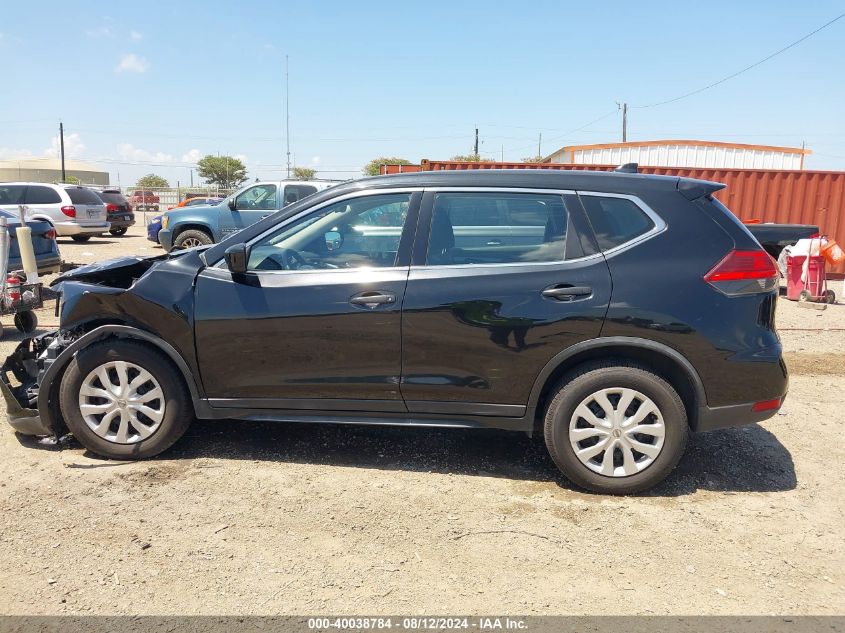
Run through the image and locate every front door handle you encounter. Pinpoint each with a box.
[350,291,396,309]
[542,285,593,301]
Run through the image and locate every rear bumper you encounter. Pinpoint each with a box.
[108,216,135,229]
[695,396,785,432]
[55,221,111,236]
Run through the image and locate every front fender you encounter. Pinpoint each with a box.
[36,325,204,435]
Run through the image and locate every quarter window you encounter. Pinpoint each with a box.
[580,195,655,250]
[25,186,62,205]
[247,193,411,271]
[425,192,570,265]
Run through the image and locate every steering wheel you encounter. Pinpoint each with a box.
[256,247,308,270]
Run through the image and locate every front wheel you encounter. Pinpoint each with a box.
[173,229,213,249]
[14,311,37,333]
[109,227,128,236]
[543,361,688,494]
[70,235,92,243]
[59,340,193,459]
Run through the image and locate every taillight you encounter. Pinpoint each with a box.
[45,228,57,240]
[61,205,76,217]
[704,249,778,295]
[106,203,119,213]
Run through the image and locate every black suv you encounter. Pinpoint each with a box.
[94,188,136,237]
[1,170,787,493]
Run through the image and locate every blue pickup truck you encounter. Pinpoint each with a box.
[157,180,337,251]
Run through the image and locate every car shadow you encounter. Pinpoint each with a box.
[15,414,796,496]
[153,418,794,496]
[56,238,118,246]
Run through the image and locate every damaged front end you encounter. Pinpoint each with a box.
[0,329,77,436]
[0,249,203,439]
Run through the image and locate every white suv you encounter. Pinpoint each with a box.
[0,183,110,242]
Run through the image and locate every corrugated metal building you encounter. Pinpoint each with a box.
[0,158,109,186]
[543,140,809,171]
[381,160,845,275]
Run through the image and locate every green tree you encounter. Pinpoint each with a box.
[451,153,484,162]
[64,175,80,184]
[363,157,411,176]
[293,166,316,180]
[521,155,545,163]
[137,173,170,188]
[196,155,248,189]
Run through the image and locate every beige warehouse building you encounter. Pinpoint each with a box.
[0,157,109,186]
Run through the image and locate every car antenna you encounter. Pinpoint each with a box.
[614,163,639,173]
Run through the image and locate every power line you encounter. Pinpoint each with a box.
[633,12,845,109]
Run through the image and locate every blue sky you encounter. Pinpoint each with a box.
[1,0,844,186]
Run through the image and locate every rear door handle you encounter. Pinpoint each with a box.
[350,291,396,309]
[542,285,593,301]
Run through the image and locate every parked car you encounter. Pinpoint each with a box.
[128,190,160,212]
[147,214,163,244]
[167,196,224,210]
[1,170,787,494]
[0,209,61,275]
[158,180,337,251]
[93,188,135,237]
[0,183,109,242]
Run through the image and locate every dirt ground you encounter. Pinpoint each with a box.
[0,224,843,615]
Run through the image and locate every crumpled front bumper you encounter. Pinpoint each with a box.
[0,335,57,437]
[0,376,50,435]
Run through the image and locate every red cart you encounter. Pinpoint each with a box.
[786,253,836,303]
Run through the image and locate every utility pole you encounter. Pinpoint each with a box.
[538,132,542,158]
[474,127,479,156]
[621,102,628,142]
[59,121,66,182]
[286,55,291,178]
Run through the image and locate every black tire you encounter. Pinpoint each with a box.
[70,235,92,243]
[543,361,688,495]
[14,311,37,333]
[173,229,213,249]
[59,340,193,459]
[109,227,128,236]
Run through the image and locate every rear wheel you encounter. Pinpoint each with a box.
[173,229,213,249]
[109,227,128,236]
[824,289,836,304]
[70,235,92,243]
[59,340,193,459]
[543,361,688,494]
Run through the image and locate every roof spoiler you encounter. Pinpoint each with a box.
[677,178,726,200]
[614,163,639,173]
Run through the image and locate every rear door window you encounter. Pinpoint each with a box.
[66,187,104,205]
[424,192,576,265]
[578,195,655,251]
[283,185,318,206]
[24,186,62,205]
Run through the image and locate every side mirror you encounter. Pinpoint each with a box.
[224,243,248,274]
[228,198,237,211]
[325,230,343,251]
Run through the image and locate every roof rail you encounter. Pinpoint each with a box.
[614,163,639,173]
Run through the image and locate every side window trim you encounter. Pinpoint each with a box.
[410,187,597,270]
[574,191,667,257]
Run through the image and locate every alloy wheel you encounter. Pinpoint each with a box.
[568,387,665,477]
[78,361,165,444]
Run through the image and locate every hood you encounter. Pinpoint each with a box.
[51,246,209,288]
[51,254,169,288]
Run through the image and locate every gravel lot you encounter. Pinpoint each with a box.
[0,224,843,615]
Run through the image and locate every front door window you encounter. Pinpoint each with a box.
[247,193,411,271]
[235,184,277,211]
